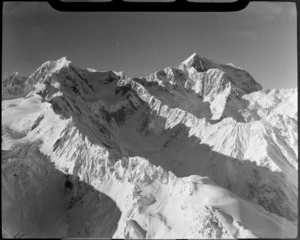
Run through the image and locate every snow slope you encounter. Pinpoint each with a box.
[2,54,298,238]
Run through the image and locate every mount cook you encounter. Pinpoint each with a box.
[2,53,298,238]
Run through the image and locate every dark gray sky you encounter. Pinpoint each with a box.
[3,2,297,89]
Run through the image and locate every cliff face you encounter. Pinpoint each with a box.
[2,54,298,238]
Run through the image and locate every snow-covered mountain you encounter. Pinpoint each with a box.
[2,54,298,238]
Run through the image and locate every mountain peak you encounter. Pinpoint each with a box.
[49,56,71,70]
[56,56,71,67]
[180,53,218,72]
[27,57,72,85]
[181,52,202,65]
[38,56,71,72]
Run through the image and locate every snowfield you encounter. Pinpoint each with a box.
[2,53,298,238]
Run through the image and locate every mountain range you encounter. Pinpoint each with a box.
[2,53,298,238]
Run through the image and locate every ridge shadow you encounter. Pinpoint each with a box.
[1,142,121,238]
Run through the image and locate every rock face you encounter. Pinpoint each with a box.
[2,72,34,100]
[2,54,298,238]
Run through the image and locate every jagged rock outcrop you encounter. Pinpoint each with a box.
[2,72,34,100]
